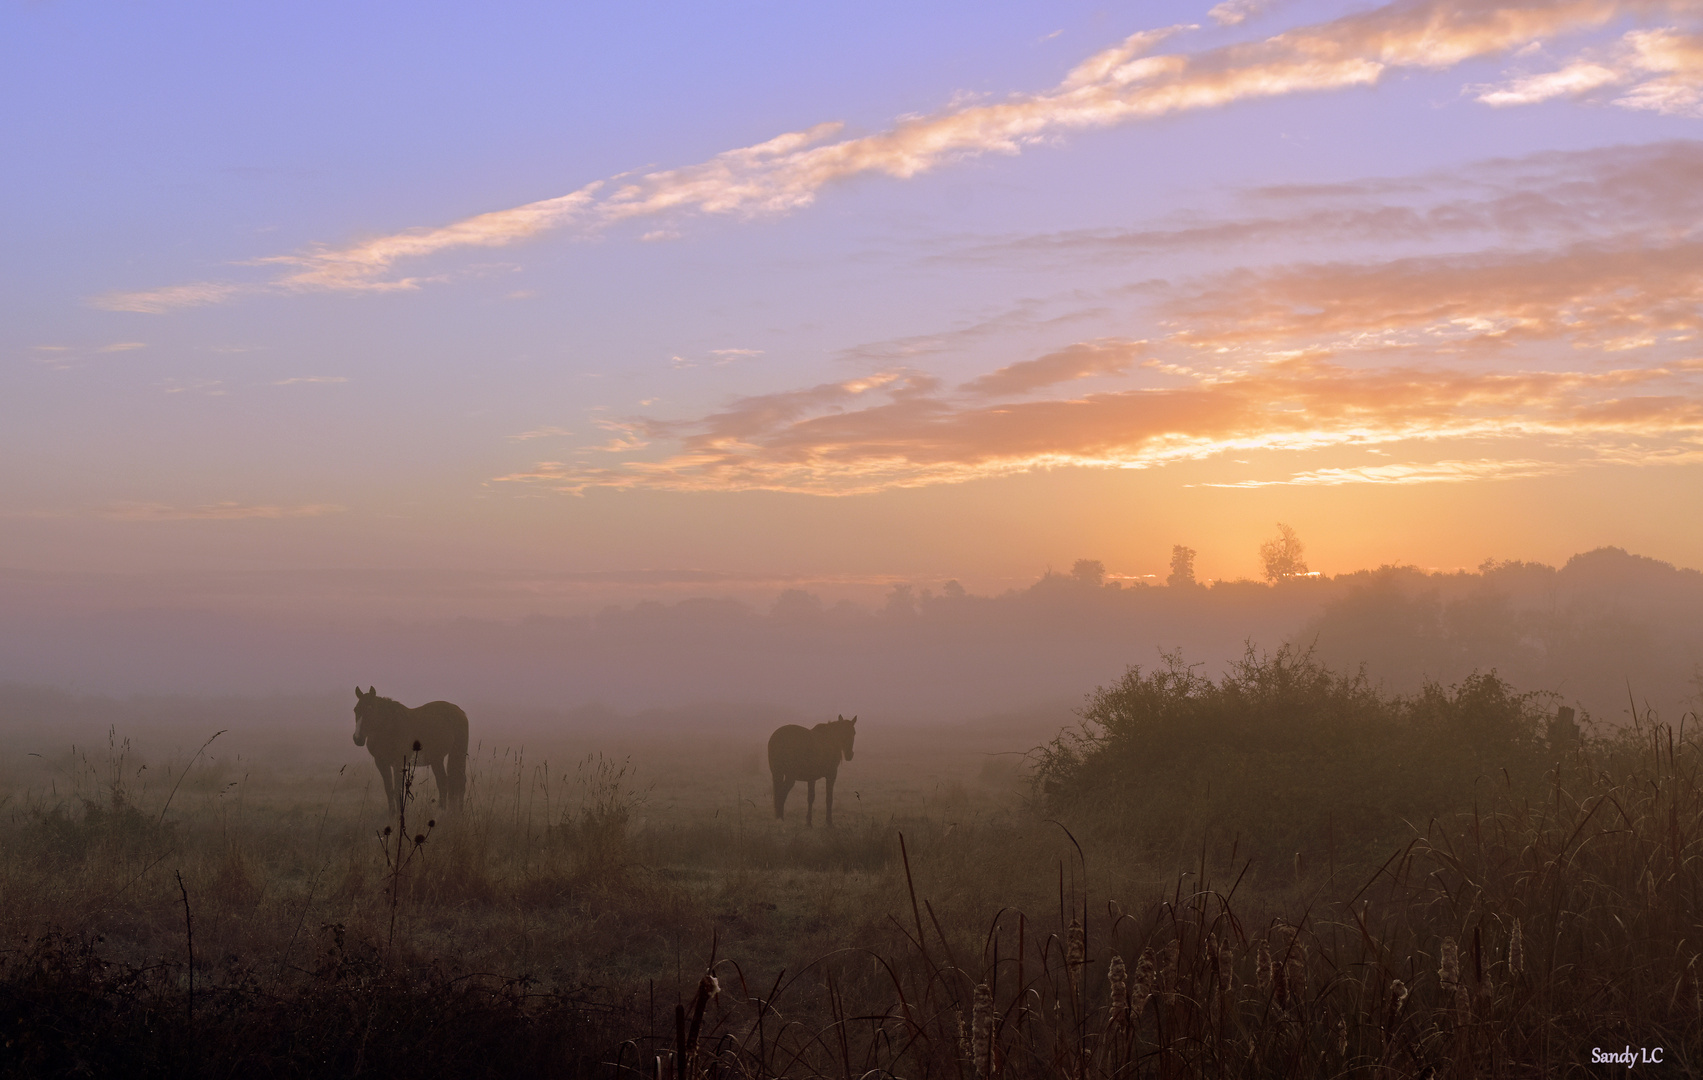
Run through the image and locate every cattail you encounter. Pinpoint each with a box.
[1271,951,1288,1009]
[1066,919,1085,968]
[1159,940,1179,988]
[1218,943,1235,996]
[1389,979,1408,1012]
[1439,937,1461,992]
[1107,955,1127,1022]
[957,1009,970,1064]
[1336,1018,1348,1057]
[971,982,993,1079]
[1285,937,1307,1003]
[1255,941,1273,991]
[1508,919,1524,979]
[1131,948,1156,1017]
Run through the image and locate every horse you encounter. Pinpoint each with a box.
[768,715,856,827]
[352,687,469,813]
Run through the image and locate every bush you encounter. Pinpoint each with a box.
[1033,646,1552,871]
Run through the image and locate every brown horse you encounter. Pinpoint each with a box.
[353,687,469,812]
[768,715,856,826]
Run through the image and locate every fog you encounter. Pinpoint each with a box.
[2,547,1699,746]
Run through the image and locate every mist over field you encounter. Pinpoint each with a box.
[3,546,1698,743]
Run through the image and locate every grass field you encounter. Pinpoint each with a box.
[3,670,1701,1078]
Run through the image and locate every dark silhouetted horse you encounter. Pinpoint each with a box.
[353,687,469,812]
[768,715,856,826]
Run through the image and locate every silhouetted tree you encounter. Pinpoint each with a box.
[1167,545,1197,588]
[1071,559,1106,587]
[882,583,917,618]
[1259,523,1308,581]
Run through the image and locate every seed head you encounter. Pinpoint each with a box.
[1255,941,1273,991]
[1066,919,1085,968]
[1439,937,1461,991]
[427,819,437,829]
[412,740,422,752]
[1336,1018,1348,1057]
[413,833,426,845]
[1131,948,1156,1016]
[1108,954,1127,1013]
[1389,979,1408,1012]
[1507,919,1523,978]
[1453,982,1471,1020]
[971,981,993,1079]
[1218,943,1235,995]
[382,825,392,836]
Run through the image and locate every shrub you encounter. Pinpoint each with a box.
[1033,646,1551,871]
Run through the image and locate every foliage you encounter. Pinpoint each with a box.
[1260,522,1309,580]
[1033,646,1552,870]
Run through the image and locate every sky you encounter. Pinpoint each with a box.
[5,0,1703,623]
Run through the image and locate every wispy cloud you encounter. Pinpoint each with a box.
[960,339,1146,395]
[100,502,345,521]
[99,0,1661,311]
[95,282,251,313]
[1473,25,1703,113]
[508,425,575,441]
[272,375,348,385]
[938,141,1703,266]
[1202,457,1570,485]
[490,353,1703,495]
[491,214,1703,495]
[97,342,147,353]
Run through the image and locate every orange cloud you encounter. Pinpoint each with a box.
[491,354,1702,495]
[98,0,1665,310]
[960,340,1147,395]
[493,221,1703,495]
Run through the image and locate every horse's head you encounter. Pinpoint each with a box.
[836,714,857,761]
[353,686,378,746]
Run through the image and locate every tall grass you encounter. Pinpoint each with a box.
[3,671,1701,1077]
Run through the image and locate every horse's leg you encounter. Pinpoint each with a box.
[773,774,794,819]
[805,779,816,827]
[429,758,450,809]
[824,772,836,828]
[376,758,398,816]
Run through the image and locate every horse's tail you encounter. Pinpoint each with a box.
[447,707,470,808]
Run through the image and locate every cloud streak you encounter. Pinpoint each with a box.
[492,220,1703,495]
[100,502,345,521]
[98,0,1667,311]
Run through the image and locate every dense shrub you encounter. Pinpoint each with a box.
[1033,646,1552,869]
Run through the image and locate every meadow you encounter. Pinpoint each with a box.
[2,656,1701,1078]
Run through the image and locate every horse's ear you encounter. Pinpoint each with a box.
[849,715,857,725]
[355,686,365,699]
[367,686,376,696]
[837,714,845,722]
